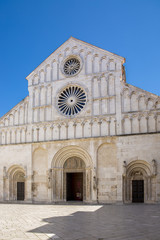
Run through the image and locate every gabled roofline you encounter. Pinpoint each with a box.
[0,96,29,120]
[71,36,125,61]
[125,83,160,98]
[26,36,125,80]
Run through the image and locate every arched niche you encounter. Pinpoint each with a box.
[138,96,146,111]
[147,98,154,110]
[34,88,39,107]
[108,74,115,96]
[93,55,99,73]
[40,87,46,105]
[39,70,45,83]
[123,89,130,112]
[123,117,131,134]
[101,57,107,72]
[52,60,57,81]
[86,53,92,74]
[46,65,51,82]
[9,114,14,126]
[130,92,138,111]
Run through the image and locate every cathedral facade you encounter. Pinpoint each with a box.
[0,37,160,204]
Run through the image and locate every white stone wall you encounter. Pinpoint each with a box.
[121,85,160,135]
[0,134,159,203]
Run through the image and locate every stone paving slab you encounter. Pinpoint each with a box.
[0,204,160,240]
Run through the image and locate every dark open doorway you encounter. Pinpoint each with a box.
[17,182,25,201]
[132,180,144,203]
[67,173,83,201]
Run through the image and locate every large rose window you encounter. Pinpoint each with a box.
[58,86,86,116]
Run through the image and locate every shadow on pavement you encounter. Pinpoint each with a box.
[28,204,160,240]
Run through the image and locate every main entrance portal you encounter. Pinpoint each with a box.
[132,180,144,203]
[63,156,86,201]
[67,173,83,201]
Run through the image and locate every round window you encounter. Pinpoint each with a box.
[58,86,86,116]
[63,57,81,76]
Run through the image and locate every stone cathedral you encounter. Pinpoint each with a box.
[0,37,160,204]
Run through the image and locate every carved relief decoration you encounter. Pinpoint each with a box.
[64,157,85,169]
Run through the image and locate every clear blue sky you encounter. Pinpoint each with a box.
[0,0,160,117]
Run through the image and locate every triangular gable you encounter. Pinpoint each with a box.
[26,36,125,80]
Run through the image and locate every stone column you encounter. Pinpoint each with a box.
[25,127,27,143]
[81,121,85,138]
[32,128,34,142]
[55,168,63,202]
[20,129,22,143]
[130,117,133,134]
[107,119,111,136]
[122,161,127,203]
[43,126,46,141]
[92,168,97,202]
[114,119,117,135]
[147,177,151,201]
[50,125,54,140]
[73,122,77,138]
[89,120,93,137]
[47,169,52,202]
[85,168,91,202]
[138,116,141,133]
[146,116,149,132]
[98,119,102,137]
[52,168,56,201]
[58,125,61,140]
[65,123,68,139]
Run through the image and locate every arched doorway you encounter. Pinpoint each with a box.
[131,170,144,203]
[51,145,93,202]
[13,172,25,201]
[6,166,26,201]
[63,157,85,201]
[123,160,154,203]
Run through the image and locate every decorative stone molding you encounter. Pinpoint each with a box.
[52,145,93,169]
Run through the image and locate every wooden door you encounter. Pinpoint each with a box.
[132,180,144,203]
[67,173,83,201]
[17,182,25,201]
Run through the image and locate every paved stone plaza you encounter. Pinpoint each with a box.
[0,204,160,240]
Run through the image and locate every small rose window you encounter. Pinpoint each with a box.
[63,58,80,76]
